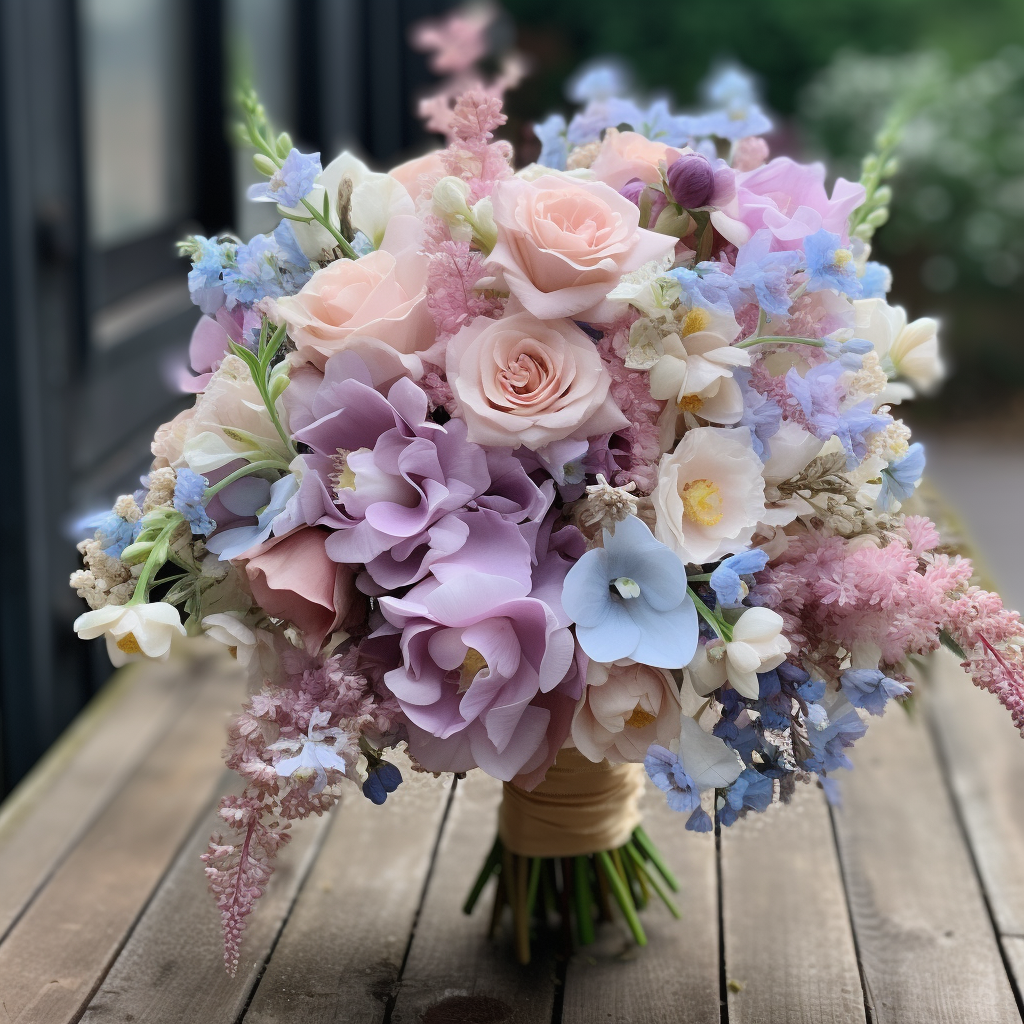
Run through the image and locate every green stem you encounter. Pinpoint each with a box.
[596,850,647,947]
[299,195,359,260]
[203,459,287,501]
[689,588,732,642]
[574,855,595,946]
[625,841,680,918]
[736,335,826,350]
[463,837,502,915]
[687,572,712,582]
[129,518,182,604]
[632,827,680,892]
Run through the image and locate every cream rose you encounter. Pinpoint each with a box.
[446,308,627,450]
[572,660,682,764]
[272,219,435,372]
[653,426,766,564]
[487,174,676,320]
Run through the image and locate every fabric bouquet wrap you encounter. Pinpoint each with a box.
[70,52,1024,972]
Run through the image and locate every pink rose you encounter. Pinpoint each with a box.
[589,129,683,191]
[446,308,627,450]
[732,157,866,251]
[244,527,364,654]
[487,174,676,320]
[271,217,436,372]
[389,148,446,201]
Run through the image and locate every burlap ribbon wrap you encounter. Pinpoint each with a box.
[498,747,645,857]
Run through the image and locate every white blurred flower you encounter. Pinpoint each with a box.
[74,601,186,667]
[201,612,257,666]
[853,298,944,403]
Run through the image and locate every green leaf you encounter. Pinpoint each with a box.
[939,628,967,661]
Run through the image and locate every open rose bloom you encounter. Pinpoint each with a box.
[71,56,1024,970]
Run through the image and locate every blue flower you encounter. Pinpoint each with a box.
[799,693,867,774]
[840,669,910,716]
[709,548,770,608]
[734,369,782,459]
[186,235,233,313]
[719,767,774,826]
[665,264,736,312]
[644,744,701,813]
[206,474,298,561]
[860,261,892,298]
[272,219,312,274]
[568,62,630,103]
[533,113,569,170]
[730,230,802,317]
[823,335,874,370]
[686,807,714,832]
[173,468,215,537]
[633,98,691,146]
[878,442,926,511]
[561,514,697,668]
[248,148,321,208]
[803,229,862,297]
[362,760,403,805]
[87,509,143,558]
[222,233,286,307]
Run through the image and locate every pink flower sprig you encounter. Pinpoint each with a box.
[203,648,402,973]
[423,232,504,339]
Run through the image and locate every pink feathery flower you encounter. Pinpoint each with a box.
[424,237,504,338]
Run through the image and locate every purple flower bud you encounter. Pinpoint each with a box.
[619,177,646,206]
[666,154,715,209]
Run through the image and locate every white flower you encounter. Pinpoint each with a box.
[606,256,678,317]
[201,612,257,666]
[853,298,944,402]
[675,715,743,790]
[270,708,350,794]
[688,607,791,700]
[653,426,766,564]
[74,601,187,667]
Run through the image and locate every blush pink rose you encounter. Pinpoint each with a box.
[244,527,364,654]
[446,308,628,450]
[389,149,446,201]
[487,174,676,320]
[588,129,684,191]
[271,217,436,372]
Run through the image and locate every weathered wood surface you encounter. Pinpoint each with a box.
[1,647,1023,1024]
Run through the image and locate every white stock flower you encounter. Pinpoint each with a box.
[74,601,187,667]
[653,426,766,564]
[201,612,257,666]
[853,298,944,403]
[688,607,791,700]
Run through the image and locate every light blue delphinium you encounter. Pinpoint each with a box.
[697,65,773,141]
[878,442,926,511]
[532,113,569,170]
[248,148,321,208]
[568,61,630,103]
[644,744,701,813]
[561,514,698,668]
[222,232,286,307]
[718,767,774,826]
[206,474,299,561]
[860,260,892,299]
[729,229,802,317]
[173,468,216,537]
[840,668,910,716]
[804,229,863,297]
[823,335,874,370]
[87,509,143,559]
[710,548,770,608]
[734,368,782,459]
[185,234,234,313]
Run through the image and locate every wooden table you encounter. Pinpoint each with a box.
[1,646,1023,1024]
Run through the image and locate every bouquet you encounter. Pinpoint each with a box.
[71,39,1024,974]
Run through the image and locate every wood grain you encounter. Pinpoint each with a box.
[0,658,194,941]
[832,693,1021,1024]
[721,781,866,1024]
[0,662,247,1024]
[242,756,452,1024]
[387,771,557,1024]
[559,782,720,1024]
[926,649,1024,937]
[79,773,330,1024]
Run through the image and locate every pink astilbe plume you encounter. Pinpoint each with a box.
[203,647,402,974]
[440,89,514,201]
[424,231,504,339]
[411,2,496,75]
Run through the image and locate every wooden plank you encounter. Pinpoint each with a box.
[927,649,1024,936]
[0,655,199,940]
[80,774,331,1024]
[721,781,866,1024]
[387,771,557,1024]
[0,660,247,1024]
[560,781,720,1024]
[832,692,1021,1023]
[242,755,452,1024]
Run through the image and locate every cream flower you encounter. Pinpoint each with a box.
[688,607,791,700]
[853,298,944,403]
[571,660,682,764]
[201,612,257,666]
[653,427,766,564]
[74,601,187,667]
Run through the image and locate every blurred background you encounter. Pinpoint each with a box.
[0,0,1021,795]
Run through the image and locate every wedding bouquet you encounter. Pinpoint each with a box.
[71,47,1024,973]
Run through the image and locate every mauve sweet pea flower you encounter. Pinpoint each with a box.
[561,514,698,669]
[666,154,715,209]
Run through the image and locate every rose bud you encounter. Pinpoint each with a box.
[666,153,715,209]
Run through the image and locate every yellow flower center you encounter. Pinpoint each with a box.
[331,449,356,494]
[458,648,488,692]
[625,702,656,729]
[680,477,724,527]
[677,393,704,414]
[116,632,142,655]
[833,248,853,267]
[228,646,238,659]
[681,307,711,336]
